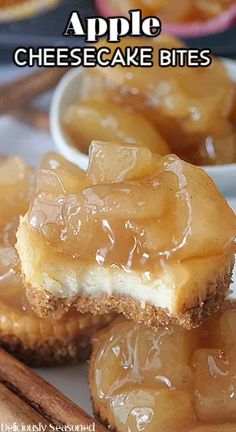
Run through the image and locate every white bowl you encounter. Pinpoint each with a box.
[50,59,236,196]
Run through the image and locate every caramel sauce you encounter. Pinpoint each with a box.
[28,144,236,276]
[0,156,33,235]
[63,36,236,166]
[0,156,35,316]
[91,305,236,431]
[110,0,235,23]
[0,156,77,321]
[0,246,33,315]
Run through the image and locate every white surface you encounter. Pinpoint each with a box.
[0,65,235,417]
[37,363,93,415]
[50,59,236,196]
[0,117,54,164]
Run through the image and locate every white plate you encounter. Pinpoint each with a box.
[50,59,236,197]
[0,66,236,417]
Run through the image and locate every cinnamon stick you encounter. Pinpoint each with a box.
[0,382,51,427]
[0,67,69,116]
[0,348,107,430]
[13,106,50,132]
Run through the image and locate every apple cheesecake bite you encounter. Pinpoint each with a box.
[63,36,236,166]
[0,155,112,367]
[16,142,236,329]
[89,303,236,432]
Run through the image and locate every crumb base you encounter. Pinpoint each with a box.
[26,270,232,330]
[0,333,91,367]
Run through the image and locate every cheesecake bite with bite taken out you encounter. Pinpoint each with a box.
[89,302,236,432]
[16,143,236,329]
[0,155,112,367]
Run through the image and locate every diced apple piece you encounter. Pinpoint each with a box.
[139,324,198,391]
[193,348,236,422]
[0,156,32,230]
[111,388,195,432]
[39,152,84,177]
[220,309,236,348]
[88,141,156,184]
[91,323,128,396]
[93,318,198,395]
[96,37,234,131]
[36,169,89,196]
[0,246,23,309]
[220,309,236,347]
[64,99,170,155]
[93,36,235,166]
[26,143,236,269]
[209,309,236,349]
[37,152,90,195]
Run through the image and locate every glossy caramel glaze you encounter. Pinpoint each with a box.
[28,144,236,274]
[64,36,236,166]
[90,304,236,432]
[0,156,35,314]
[0,157,43,314]
[0,156,112,348]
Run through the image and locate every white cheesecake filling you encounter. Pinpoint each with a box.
[17,216,174,313]
[16,215,234,317]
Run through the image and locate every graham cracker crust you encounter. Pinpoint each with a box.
[0,313,114,367]
[0,333,91,368]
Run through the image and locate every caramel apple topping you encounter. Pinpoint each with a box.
[28,143,235,273]
[90,304,236,432]
[63,36,236,166]
[0,156,34,313]
[0,156,111,341]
